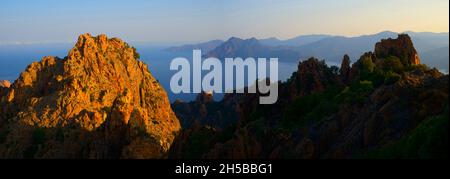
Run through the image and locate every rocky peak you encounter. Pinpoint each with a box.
[196,91,214,104]
[0,80,10,88]
[0,34,180,158]
[375,34,420,66]
[289,57,340,97]
[339,54,351,84]
[78,33,108,52]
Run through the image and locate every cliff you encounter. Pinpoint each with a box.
[375,34,420,66]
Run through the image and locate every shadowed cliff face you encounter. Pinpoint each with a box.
[0,34,180,159]
[170,34,448,159]
[0,80,10,101]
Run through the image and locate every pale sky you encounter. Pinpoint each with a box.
[0,0,448,44]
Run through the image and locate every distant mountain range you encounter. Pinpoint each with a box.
[166,31,449,71]
[165,40,224,53]
[260,34,332,47]
[204,37,300,62]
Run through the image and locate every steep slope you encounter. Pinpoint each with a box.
[0,34,180,159]
[170,34,448,159]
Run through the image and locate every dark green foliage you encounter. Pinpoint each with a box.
[281,78,375,131]
[329,66,340,75]
[23,127,47,158]
[281,86,342,130]
[0,129,8,144]
[182,128,216,159]
[359,55,375,76]
[132,47,140,59]
[383,71,401,85]
[353,54,387,87]
[405,63,430,72]
[32,128,46,145]
[383,56,404,73]
[365,106,449,159]
[170,41,445,159]
[336,80,374,104]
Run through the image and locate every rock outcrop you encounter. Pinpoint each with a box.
[0,34,180,158]
[288,57,341,98]
[170,34,448,159]
[0,80,10,110]
[375,34,420,65]
[0,80,10,88]
[195,91,214,104]
[339,55,351,84]
[172,91,238,130]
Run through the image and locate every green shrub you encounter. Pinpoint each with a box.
[383,71,401,85]
[383,56,404,73]
[132,47,140,59]
[281,86,342,130]
[335,80,373,104]
[360,56,375,75]
[364,106,448,159]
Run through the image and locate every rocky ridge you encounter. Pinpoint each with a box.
[170,34,448,159]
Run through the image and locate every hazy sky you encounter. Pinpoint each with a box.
[0,0,448,44]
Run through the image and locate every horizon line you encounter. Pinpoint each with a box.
[1,30,448,46]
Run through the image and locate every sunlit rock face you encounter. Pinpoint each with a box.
[0,34,180,159]
[375,34,421,66]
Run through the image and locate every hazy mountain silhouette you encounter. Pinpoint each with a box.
[294,31,449,65]
[205,37,300,62]
[165,40,224,53]
[260,34,332,47]
[421,46,449,72]
[169,31,448,71]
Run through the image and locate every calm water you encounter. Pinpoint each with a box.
[0,43,74,82]
[0,43,299,102]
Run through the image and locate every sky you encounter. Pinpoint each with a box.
[0,0,448,44]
